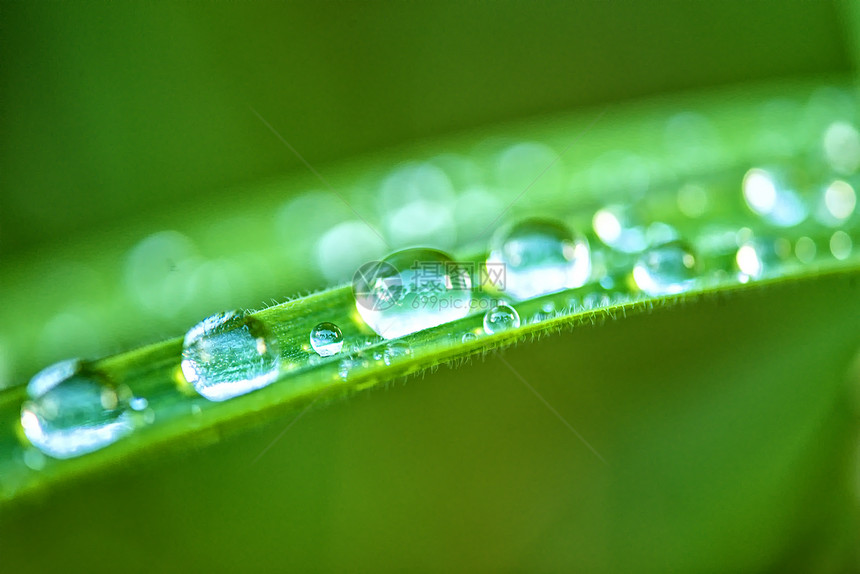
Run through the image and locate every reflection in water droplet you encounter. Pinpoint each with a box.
[633,241,698,296]
[487,218,590,300]
[830,231,853,260]
[181,311,280,402]
[483,303,521,334]
[593,205,648,253]
[20,359,133,459]
[353,248,472,339]
[742,168,807,227]
[309,322,344,357]
[383,341,412,366]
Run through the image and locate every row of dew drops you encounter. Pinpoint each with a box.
[16,122,860,465]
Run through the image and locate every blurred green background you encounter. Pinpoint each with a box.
[1,1,859,572]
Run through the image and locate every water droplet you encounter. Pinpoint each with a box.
[486,218,590,300]
[742,168,808,227]
[353,248,472,339]
[180,311,280,402]
[20,359,133,459]
[309,322,344,357]
[830,231,853,260]
[483,303,521,334]
[541,301,556,314]
[633,241,698,296]
[735,238,788,281]
[461,332,478,343]
[383,341,412,366]
[592,205,648,253]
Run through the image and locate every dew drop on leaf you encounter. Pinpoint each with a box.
[353,248,472,339]
[309,322,344,357]
[483,303,521,334]
[633,240,699,296]
[20,359,133,459]
[180,310,280,402]
[486,217,590,300]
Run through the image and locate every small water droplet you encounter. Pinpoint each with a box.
[309,322,344,357]
[461,332,478,343]
[180,310,280,402]
[383,341,412,366]
[483,303,521,334]
[541,301,556,314]
[633,241,698,296]
[353,248,472,339]
[486,218,590,300]
[20,359,133,459]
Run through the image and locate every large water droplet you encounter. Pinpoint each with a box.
[181,310,281,401]
[483,303,521,334]
[353,248,472,339]
[633,241,698,296]
[20,359,133,459]
[309,322,344,357]
[486,218,590,300]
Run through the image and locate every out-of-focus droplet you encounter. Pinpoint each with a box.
[823,121,860,175]
[742,168,807,227]
[309,322,344,357]
[735,238,788,281]
[794,236,816,264]
[486,218,590,300]
[353,248,472,340]
[633,241,698,296]
[677,183,709,218]
[316,220,387,284]
[483,303,521,334]
[830,231,853,260]
[181,311,281,402]
[593,205,648,253]
[20,359,133,459]
[820,180,857,224]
